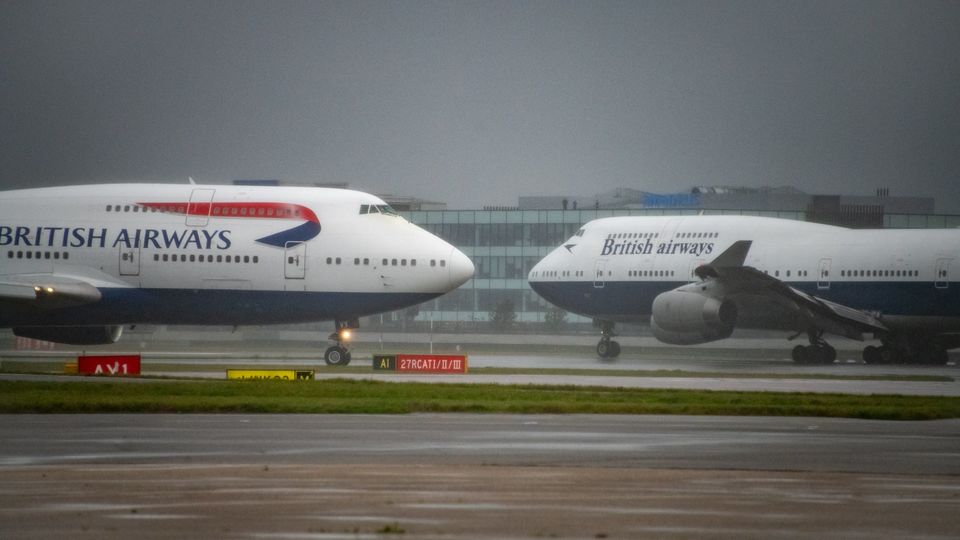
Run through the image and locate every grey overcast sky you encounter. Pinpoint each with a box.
[2,0,959,210]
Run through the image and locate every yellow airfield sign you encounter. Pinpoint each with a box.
[226,370,315,381]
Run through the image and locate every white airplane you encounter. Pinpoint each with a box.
[0,183,474,365]
[529,215,959,364]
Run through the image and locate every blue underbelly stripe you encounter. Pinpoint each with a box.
[1,288,441,326]
[529,280,960,319]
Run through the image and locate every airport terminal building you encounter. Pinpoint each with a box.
[389,186,959,329]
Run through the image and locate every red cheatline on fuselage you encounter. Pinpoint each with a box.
[137,202,320,224]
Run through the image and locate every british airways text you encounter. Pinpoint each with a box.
[601,237,714,257]
[0,226,232,250]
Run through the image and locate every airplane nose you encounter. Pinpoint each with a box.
[448,247,475,289]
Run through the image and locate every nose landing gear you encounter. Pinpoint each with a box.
[324,319,358,366]
[595,320,621,359]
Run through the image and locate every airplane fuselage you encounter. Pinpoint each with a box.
[0,184,473,329]
[529,215,960,362]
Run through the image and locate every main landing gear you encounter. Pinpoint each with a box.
[324,318,359,366]
[595,320,621,359]
[862,337,949,365]
[791,329,837,365]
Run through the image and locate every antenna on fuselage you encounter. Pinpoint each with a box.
[188,177,196,185]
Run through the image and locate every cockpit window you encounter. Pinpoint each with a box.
[359,203,398,216]
[575,228,585,237]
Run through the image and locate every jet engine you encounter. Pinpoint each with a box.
[13,325,123,345]
[650,289,737,345]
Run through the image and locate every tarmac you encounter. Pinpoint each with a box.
[1,414,958,539]
[2,338,959,538]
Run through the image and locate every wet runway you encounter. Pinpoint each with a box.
[1,414,958,539]
[4,344,959,395]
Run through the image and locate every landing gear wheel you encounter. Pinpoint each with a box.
[597,339,621,359]
[594,320,620,360]
[324,346,351,366]
[862,345,881,364]
[821,344,837,364]
[792,344,836,365]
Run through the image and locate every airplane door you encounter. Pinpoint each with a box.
[186,189,215,227]
[817,258,832,290]
[593,259,607,288]
[935,258,951,289]
[119,246,141,276]
[284,242,306,280]
[688,259,706,282]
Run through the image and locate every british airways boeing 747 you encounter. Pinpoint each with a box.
[0,184,474,365]
[529,215,959,364]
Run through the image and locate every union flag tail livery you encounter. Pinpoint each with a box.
[0,184,474,365]
[529,215,959,365]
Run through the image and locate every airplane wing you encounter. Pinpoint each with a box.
[694,241,888,340]
[0,273,103,309]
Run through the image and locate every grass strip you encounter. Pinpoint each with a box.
[0,379,957,420]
